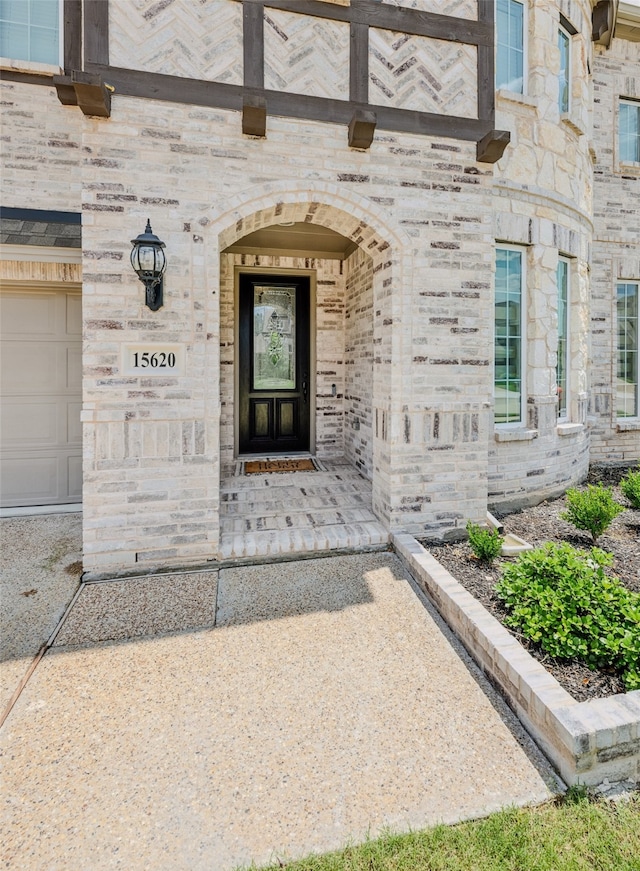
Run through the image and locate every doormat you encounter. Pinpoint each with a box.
[244,458,318,475]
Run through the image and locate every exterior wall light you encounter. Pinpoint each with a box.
[130,219,167,311]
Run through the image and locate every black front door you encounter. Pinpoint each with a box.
[238,273,311,454]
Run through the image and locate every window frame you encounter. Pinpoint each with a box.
[496,0,527,96]
[619,99,640,166]
[556,257,571,420]
[616,281,639,420]
[0,0,63,69]
[558,24,571,115]
[494,244,527,427]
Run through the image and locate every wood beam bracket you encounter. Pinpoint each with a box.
[53,70,112,117]
[242,95,267,137]
[52,74,78,105]
[348,109,377,150]
[592,0,617,47]
[476,129,510,164]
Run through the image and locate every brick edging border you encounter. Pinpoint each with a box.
[392,533,640,787]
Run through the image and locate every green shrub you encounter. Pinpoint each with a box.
[466,520,503,564]
[620,467,640,509]
[495,542,640,691]
[560,484,625,542]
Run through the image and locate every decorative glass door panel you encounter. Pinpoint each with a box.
[253,286,296,391]
[238,274,311,454]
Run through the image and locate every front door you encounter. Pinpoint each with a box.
[238,273,311,454]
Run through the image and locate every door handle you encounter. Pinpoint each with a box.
[302,375,308,402]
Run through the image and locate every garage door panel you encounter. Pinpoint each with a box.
[0,288,82,507]
[66,294,82,335]
[67,346,82,390]
[1,399,59,447]
[0,456,59,505]
[1,343,64,393]
[67,401,82,443]
[0,293,58,338]
[67,455,82,500]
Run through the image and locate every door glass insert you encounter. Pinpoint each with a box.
[253,286,296,390]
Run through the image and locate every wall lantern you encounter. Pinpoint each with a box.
[130,219,167,311]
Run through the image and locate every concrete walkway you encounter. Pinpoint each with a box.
[1,517,561,870]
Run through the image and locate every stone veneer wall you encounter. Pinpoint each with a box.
[219,253,348,475]
[590,35,640,464]
[0,81,82,210]
[344,247,374,479]
[487,0,594,511]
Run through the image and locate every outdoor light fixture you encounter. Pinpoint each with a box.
[130,219,167,311]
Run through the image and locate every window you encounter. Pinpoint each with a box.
[495,247,524,424]
[496,0,524,94]
[620,101,640,164]
[556,259,570,418]
[558,26,570,114]
[0,0,60,66]
[617,283,639,418]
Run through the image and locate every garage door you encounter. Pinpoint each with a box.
[0,287,82,508]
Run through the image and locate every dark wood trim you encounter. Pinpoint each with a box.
[559,13,578,37]
[64,0,82,72]
[349,21,369,104]
[84,0,109,65]
[348,109,376,150]
[476,129,510,164]
[259,0,492,46]
[243,95,267,137]
[476,0,494,123]
[87,64,493,142]
[0,70,55,86]
[0,207,82,223]
[244,1,264,89]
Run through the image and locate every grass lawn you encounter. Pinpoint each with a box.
[253,792,640,871]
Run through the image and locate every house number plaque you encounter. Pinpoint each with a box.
[122,344,185,376]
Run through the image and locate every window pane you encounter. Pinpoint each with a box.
[620,102,640,163]
[0,0,58,63]
[0,19,28,57]
[557,260,569,417]
[0,1,29,24]
[495,248,523,424]
[29,24,58,64]
[558,29,569,113]
[496,0,524,94]
[616,283,639,418]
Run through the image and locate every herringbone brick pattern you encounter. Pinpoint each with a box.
[109,0,243,85]
[382,0,478,18]
[369,28,477,117]
[264,9,350,99]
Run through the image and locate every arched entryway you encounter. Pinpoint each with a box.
[211,188,408,559]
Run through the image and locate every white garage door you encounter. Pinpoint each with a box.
[0,287,82,508]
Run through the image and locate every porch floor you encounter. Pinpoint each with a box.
[218,458,389,561]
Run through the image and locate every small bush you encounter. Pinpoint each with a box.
[620,467,640,509]
[466,521,503,564]
[560,484,625,542]
[495,542,640,691]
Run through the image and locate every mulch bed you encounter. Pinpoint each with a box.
[423,466,640,703]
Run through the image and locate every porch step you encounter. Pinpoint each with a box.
[218,521,389,561]
[218,458,388,560]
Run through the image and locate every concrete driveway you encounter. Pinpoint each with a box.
[0,516,561,870]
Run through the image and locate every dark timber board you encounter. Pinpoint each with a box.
[84,0,109,66]
[350,21,369,104]
[89,64,490,141]
[260,0,492,46]
[244,1,265,89]
[64,0,82,72]
[4,0,495,144]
